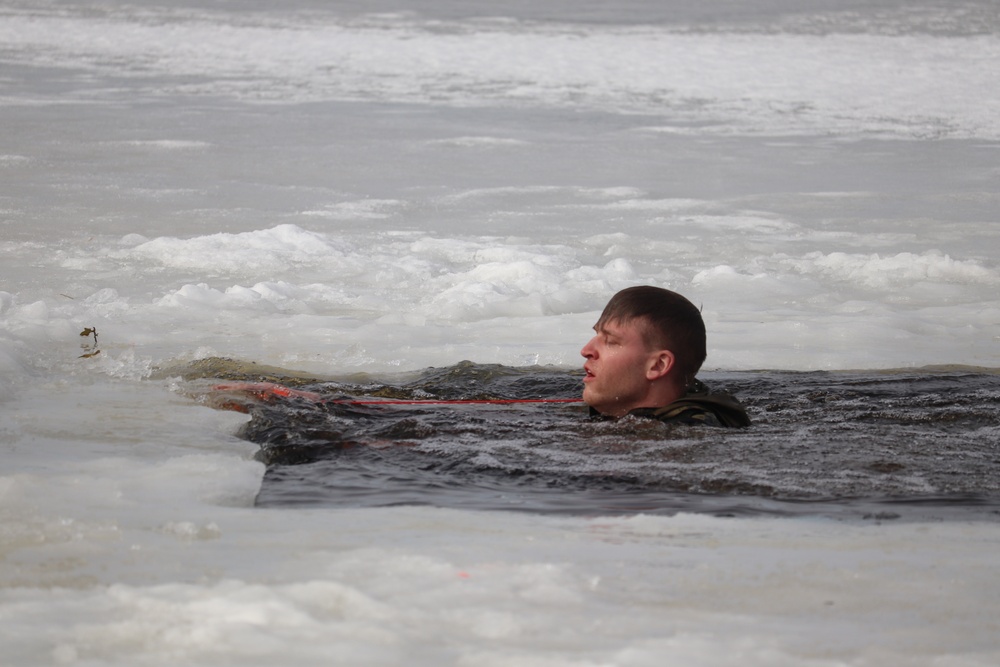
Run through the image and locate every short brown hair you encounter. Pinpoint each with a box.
[596,286,707,383]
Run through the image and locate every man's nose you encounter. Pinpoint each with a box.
[581,336,597,359]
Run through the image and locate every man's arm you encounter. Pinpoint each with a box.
[208,382,324,412]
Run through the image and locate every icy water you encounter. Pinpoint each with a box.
[184,361,1000,519]
[2,0,1000,664]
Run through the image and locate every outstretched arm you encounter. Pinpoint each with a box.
[208,381,324,412]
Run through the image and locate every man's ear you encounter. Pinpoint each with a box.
[646,349,675,381]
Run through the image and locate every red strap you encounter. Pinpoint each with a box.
[212,382,582,406]
[338,398,583,405]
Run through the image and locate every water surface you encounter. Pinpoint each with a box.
[183,361,1000,520]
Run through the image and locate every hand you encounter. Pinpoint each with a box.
[207,382,323,412]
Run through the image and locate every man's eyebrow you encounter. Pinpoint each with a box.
[596,317,625,330]
[595,322,622,337]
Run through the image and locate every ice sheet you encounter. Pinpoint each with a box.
[1,1,999,664]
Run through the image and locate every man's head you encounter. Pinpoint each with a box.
[580,286,706,416]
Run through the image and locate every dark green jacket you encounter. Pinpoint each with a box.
[592,379,752,428]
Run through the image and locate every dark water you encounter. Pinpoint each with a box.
[184,360,1000,521]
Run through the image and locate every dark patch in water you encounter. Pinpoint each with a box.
[189,361,1000,520]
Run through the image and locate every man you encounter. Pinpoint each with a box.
[209,285,749,427]
[581,286,750,427]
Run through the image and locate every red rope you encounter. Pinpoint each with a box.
[211,382,584,407]
[339,398,584,405]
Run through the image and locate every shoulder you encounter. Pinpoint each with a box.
[641,402,728,427]
[633,381,752,428]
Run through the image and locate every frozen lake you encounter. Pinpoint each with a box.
[2,0,999,664]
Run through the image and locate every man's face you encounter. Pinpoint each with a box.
[580,317,660,417]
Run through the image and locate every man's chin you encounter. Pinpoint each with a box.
[583,392,634,418]
[582,388,611,415]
